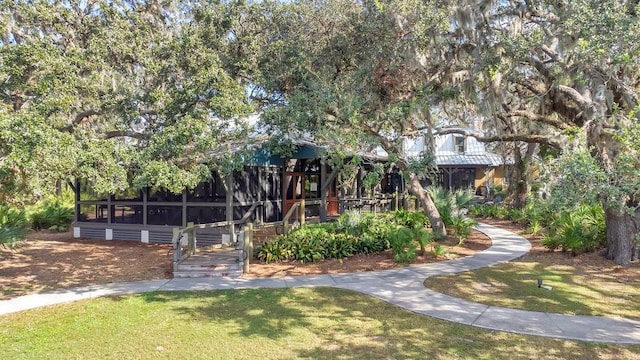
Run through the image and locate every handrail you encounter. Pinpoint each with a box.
[282,202,301,224]
[282,198,314,235]
[172,202,259,272]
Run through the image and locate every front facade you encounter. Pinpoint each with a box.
[434,130,507,193]
[73,143,397,244]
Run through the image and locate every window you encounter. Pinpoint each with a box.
[454,136,465,153]
[111,205,143,224]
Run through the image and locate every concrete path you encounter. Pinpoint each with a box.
[2,223,639,345]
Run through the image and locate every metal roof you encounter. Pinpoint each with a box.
[436,153,505,167]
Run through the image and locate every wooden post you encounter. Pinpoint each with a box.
[299,199,305,226]
[320,162,327,222]
[187,222,195,255]
[394,188,399,211]
[172,227,180,272]
[243,223,253,273]
[225,173,236,244]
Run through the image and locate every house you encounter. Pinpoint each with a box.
[72,121,507,244]
[433,129,507,193]
[73,139,396,244]
[399,128,508,193]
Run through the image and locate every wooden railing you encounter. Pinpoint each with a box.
[172,202,258,272]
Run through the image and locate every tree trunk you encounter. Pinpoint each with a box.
[406,174,447,239]
[604,205,640,265]
[508,142,536,209]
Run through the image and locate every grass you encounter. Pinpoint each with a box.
[1,288,639,359]
[424,261,640,319]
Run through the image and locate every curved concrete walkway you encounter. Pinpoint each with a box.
[1,223,639,344]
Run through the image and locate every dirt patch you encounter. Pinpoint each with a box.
[0,230,172,300]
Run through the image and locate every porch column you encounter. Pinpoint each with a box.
[225,172,235,242]
[320,161,327,222]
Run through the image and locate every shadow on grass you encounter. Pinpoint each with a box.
[425,261,640,318]
[5,287,638,359]
[131,288,637,359]
[138,288,324,339]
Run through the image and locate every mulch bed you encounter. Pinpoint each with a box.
[2,219,637,299]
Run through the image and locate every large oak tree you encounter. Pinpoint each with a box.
[0,0,251,202]
[439,0,640,264]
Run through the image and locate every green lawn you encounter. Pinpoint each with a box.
[1,288,639,359]
[424,261,640,318]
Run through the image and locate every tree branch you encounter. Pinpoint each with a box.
[434,128,561,149]
[556,85,591,109]
[103,130,149,140]
[58,109,103,132]
[504,110,571,130]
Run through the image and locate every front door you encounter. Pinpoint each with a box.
[284,172,305,217]
[326,176,339,216]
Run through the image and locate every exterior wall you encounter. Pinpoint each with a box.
[75,165,282,244]
[493,166,506,186]
[73,222,231,245]
[438,165,509,193]
[434,130,487,155]
[467,166,508,194]
[474,168,487,189]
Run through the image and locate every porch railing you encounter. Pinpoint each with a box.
[172,202,258,272]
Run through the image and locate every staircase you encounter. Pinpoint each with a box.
[173,246,243,278]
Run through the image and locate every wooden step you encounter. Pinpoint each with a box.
[177,263,240,271]
[173,269,242,278]
[173,246,245,278]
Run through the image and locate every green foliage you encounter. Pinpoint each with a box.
[386,210,434,255]
[0,204,30,247]
[450,215,478,246]
[431,244,446,258]
[427,187,454,226]
[257,222,352,263]
[542,204,606,254]
[258,210,435,264]
[427,187,475,228]
[336,210,376,237]
[29,197,74,232]
[256,239,294,264]
[471,198,605,254]
[356,233,389,255]
[389,227,417,263]
[469,200,553,230]
[388,209,428,229]
[0,1,252,202]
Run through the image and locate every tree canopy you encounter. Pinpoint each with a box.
[0,0,251,201]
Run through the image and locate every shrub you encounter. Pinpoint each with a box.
[427,187,454,226]
[428,187,475,227]
[389,227,417,263]
[0,204,30,248]
[336,210,375,236]
[256,238,294,263]
[30,197,74,232]
[452,189,475,210]
[431,244,446,258]
[450,214,478,246]
[257,223,355,263]
[541,204,606,254]
[326,233,357,259]
[389,209,428,228]
[356,233,389,254]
